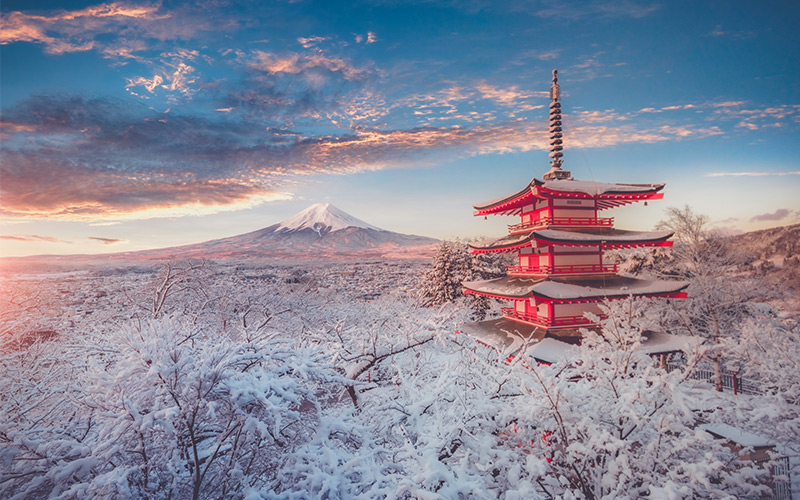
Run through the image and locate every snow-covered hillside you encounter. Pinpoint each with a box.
[276,202,380,233]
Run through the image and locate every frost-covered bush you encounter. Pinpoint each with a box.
[509,300,768,499]
[0,317,363,499]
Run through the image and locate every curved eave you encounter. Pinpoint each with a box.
[531,230,674,249]
[463,276,689,303]
[473,182,536,216]
[469,233,535,254]
[469,230,674,253]
[533,179,665,210]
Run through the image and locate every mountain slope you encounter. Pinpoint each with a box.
[107,203,439,260]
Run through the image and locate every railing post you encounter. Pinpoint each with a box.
[733,371,738,395]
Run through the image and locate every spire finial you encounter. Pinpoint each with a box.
[544,69,571,181]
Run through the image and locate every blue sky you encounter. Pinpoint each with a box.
[1,0,799,256]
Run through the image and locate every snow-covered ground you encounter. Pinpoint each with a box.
[1,257,797,499]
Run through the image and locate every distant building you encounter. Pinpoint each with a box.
[461,69,690,364]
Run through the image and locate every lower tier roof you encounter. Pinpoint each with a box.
[460,318,698,363]
[469,227,673,253]
[462,275,689,302]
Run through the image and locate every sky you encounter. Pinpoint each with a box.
[1,0,799,257]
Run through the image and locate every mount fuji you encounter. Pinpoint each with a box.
[101,203,439,260]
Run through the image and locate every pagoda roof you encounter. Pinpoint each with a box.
[469,228,674,253]
[459,318,546,357]
[473,177,665,215]
[462,275,689,302]
[461,320,697,363]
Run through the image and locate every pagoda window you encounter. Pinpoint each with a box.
[515,301,526,313]
[520,246,534,255]
[555,246,601,254]
[536,301,550,317]
[553,199,595,208]
[555,302,602,317]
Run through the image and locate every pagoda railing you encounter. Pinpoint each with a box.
[507,263,618,276]
[501,308,606,327]
[508,216,614,233]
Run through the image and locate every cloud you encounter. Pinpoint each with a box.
[0,234,71,243]
[366,32,377,44]
[0,90,794,222]
[706,171,800,177]
[0,2,169,55]
[750,209,793,222]
[89,237,128,245]
[708,25,754,39]
[535,0,660,21]
[249,50,370,82]
[297,36,327,49]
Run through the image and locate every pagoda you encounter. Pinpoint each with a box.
[461,70,689,363]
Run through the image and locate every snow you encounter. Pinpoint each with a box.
[459,318,544,357]
[276,202,381,233]
[529,338,577,363]
[463,275,689,300]
[538,178,665,196]
[699,423,773,448]
[534,228,673,244]
[639,331,700,355]
[473,183,534,211]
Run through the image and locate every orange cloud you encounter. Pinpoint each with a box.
[249,51,370,82]
[1,2,166,54]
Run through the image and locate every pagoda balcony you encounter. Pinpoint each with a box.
[506,263,618,276]
[508,216,614,234]
[501,308,606,328]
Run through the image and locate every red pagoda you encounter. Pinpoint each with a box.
[461,70,690,363]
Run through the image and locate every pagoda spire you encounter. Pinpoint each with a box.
[544,69,572,181]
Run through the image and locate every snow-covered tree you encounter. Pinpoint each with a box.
[419,240,468,306]
[419,239,507,319]
[512,299,769,499]
[653,206,771,391]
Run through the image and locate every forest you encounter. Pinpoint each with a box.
[1,209,798,499]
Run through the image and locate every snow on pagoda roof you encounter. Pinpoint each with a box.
[639,330,700,355]
[473,182,535,212]
[473,178,665,215]
[699,423,773,448]
[469,228,673,252]
[536,178,665,196]
[534,228,673,246]
[529,337,578,364]
[463,275,689,301]
[469,231,534,252]
[459,318,545,357]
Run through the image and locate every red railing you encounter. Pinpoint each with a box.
[508,216,614,233]
[506,263,618,276]
[501,308,606,327]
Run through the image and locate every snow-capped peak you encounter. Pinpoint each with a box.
[276,203,381,233]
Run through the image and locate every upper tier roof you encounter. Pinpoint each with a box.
[462,275,689,302]
[469,227,674,253]
[474,178,665,215]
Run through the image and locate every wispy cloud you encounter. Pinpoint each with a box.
[89,236,128,245]
[0,234,71,243]
[750,209,792,222]
[708,25,754,39]
[535,0,659,21]
[706,171,800,177]
[297,36,328,49]
[0,84,795,222]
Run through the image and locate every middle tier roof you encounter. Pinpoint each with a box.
[463,275,689,302]
[469,227,674,253]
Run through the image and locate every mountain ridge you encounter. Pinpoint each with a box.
[4,203,439,262]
